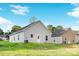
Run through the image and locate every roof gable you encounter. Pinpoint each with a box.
[51,30,65,37]
[51,28,74,37]
[9,21,50,36]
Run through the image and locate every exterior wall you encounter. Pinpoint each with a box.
[75,34,79,43]
[9,32,25,43]
[9,22,52,43]
[9,21,79,44]
[23,22,51,43]
[50,37,63,44]
[0,37,6,41]
[49,29,77,44]
[2,37,6,41]
[61,30,75,44]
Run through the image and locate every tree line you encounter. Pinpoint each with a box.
[47,25,63,32]
[0,24,63,37]
[0,17,64,39]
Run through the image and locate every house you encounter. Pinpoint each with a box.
[9,21,52,43]
[0,35,7,41]
[9,20,79,44]
[51,28,78,44]
[74,31,79,43]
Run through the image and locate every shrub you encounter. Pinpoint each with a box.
[76,42,79,44]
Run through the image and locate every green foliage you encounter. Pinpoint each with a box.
[47,25,53,32]
[11,25,22,33]
[0,41,79,56]
[0,28,4,35]
[56,25,63,30]
[5,31,11,39]
[0,41,64,50]
[47,25,64,32]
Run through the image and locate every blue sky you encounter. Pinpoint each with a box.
[0,3,79,32]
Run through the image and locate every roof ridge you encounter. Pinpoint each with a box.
[9,20,42,36]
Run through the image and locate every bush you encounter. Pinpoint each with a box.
[0,39,3,41]
[76,42,79,44]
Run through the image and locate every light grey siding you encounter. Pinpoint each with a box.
[9,21,52,43]
[50,37,63,44]
[9,32,25,43]
[23,22,51,43]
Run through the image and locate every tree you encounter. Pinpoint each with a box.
[56,25,63,30]
[47,25,53,32]
[11,25,22,33]
[0,28,4,35]
[4,30,11,40]
[52,27,56,31]
[29,16,37,24]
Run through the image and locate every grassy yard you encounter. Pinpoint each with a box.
[0,41,79,56]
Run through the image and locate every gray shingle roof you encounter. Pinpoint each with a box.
[51,29,65,37]
[51,28,79,37]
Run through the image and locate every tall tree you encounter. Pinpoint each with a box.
[47,25,53,32]
[52,27,56,31]
[0,28,4,35]
[11,25,22,33]
[56,25,63,30]
[29,16,37,23]
[5,30,11,40]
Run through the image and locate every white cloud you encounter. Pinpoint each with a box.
[0,17,14,32]
[67,3,79,18]
[71,26,79,30]
[10,5,30,15]
[67,6,79,18]
[70,3,79,6]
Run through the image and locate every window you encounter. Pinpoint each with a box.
[38,36,39,39]
[18,35,19,40]
[46,35,48,41]
[31,34,33,38]
[54,40,55,42]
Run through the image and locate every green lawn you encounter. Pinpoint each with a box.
[0,41,79,56]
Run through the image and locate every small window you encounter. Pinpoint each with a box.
[54,40,55,42]
[31,34,33,38]
[46,35,48,41]
[38,36,39,39]
[18,35,19,40]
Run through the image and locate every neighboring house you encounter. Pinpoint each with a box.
[0,35,7,41]
[51,28,78,44]
[9,21,52,43]
[74,31,79,43]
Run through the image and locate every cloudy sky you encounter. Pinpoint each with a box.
[0,3,79,32]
